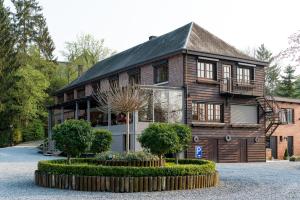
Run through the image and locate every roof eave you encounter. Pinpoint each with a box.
[186,50,268,66]
[53,49,185,95]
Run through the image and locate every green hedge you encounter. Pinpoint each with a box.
[37,158,216,177]
[290,155,300,161]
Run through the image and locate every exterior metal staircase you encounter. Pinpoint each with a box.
[256,96,285,147]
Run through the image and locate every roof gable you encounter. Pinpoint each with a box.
[186,22,255,61]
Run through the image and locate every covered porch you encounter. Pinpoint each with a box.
[47,85,184,152]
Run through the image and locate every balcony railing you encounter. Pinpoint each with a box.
[219,78,263,96]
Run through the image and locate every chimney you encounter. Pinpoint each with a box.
[149,36,157,40]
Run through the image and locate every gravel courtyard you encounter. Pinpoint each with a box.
[1,146,300,200]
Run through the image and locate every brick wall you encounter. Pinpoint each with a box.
[140,64,153,85]
[272,101,300,159]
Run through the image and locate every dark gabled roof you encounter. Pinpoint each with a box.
[57,22,266,94]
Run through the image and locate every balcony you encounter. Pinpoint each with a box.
[219,78,263,96]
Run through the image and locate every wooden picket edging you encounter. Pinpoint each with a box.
[35,171,219,192]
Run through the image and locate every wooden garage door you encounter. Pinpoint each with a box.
[218,139,248,163]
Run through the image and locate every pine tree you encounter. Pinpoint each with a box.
[11,0,55,60]
[0,0,18,112]
[276,65,296,97]
[255,44,280,95]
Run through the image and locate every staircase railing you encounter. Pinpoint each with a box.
[256,96,285,146]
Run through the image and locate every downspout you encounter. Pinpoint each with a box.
[184,50,189,159]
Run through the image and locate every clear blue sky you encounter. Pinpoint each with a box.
[12,0,300,67]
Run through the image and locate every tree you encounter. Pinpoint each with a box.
[0,0,18,112]
[62,33,115,79]
[0,0,19,146]
[171,124,192,164]
[90,129,112,153]
[12,0,55,60]
[94,83,146,153]
[138,123,179,166]
[255,44,280,95]
[276,65,296,97]
[52,120,94,164]
[279,31,300,67]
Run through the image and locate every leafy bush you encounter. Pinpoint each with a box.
[289,155,300,161]
[22,119,44,142]
[96,151,159,161]
[284,148,289,160]
[13,128,22,144]
[52,119,94,164]
[0,130,11,147]
[90,129,112,153]
[138,123,179,166]
[37,158,216,177]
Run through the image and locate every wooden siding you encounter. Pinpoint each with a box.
[168,55,184,87]
[184,54,266,162]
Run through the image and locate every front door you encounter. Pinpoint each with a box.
[288,136,294,156]
[222,64,232,92]
[207,139,218,162]
[270,136,278,159]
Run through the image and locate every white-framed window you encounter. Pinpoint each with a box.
[197,61,215,80]
[237,67,251,84]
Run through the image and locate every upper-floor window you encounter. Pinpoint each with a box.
[237,67,253,84]
[109,75,119,87]
[128,69,140,85]
[77,87,85,98]
[57,95,64,104]
[192,102,222,122]
[197,61,216,80]
[66,91,74,101]
[92,81,100,93]
[154,61,168,84]
[280,108,294,124]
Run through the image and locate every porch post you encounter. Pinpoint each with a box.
[87,99,90,122]
[75,101,79,120]
[60,106,64,123]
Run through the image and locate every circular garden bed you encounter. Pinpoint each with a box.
[35,158,219,192]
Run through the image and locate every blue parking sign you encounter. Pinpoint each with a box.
[195,146,202,159]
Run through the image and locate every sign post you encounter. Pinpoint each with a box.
[195,145,202,159]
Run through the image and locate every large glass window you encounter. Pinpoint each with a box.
[197,61,215,80]
[192,102,222,122]
[237,67,251,84]
[154,62,168,84]
[139,88,183,123]
[129,72,140,85]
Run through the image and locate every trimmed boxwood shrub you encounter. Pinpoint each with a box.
[90,129,112,153]
[37,158,216,177]
[138,123,179,166]
[52,120,94,164]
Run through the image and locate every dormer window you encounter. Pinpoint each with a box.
[197,60,216,80]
